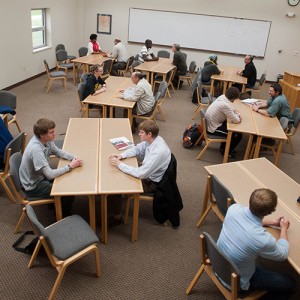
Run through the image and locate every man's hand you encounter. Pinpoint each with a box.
[280,217,290,229]
[252,103,259,112]
[69,157,83,169]
[109,154,122,167]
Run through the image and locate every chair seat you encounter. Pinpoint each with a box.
[250,82,260,90]
[179,72,192,79]
[67,55,76,60]
[200,96,210,105]
[206,132,226,140]
[50,71,67,78]
[60,63,73,69]
[45,214,99,260]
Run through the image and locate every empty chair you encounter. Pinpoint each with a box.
[44,60,67,93]
[186,232,267,299]
[134,54,140,61]
[286,108,300,155]
[24,204,101,300]
[196,174,234,228]
[78,47,88,57]
[101,59,113,80]
[177,61,197,89]
[0,90,21,132]
[196,109,227,160]
[131,61,142,74]
[55,44,76,60]
[246,73,266,98]
[153,66,177,98]
[118,56,134,77]
[155,81,168,122]
[190,67,202,94]
[157,50,171,58]
[0,133,26,203]
[55,50,74,78]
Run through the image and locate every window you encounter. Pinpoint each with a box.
[31,9,46,49]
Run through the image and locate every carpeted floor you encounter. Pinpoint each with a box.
[1,74,299,300]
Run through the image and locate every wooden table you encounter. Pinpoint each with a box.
[210,65,247,95]
[51,118,100,231]
[223,100,287,165]
[204,158,300,274]
[83,76,135,125]
[51,118,143,243]
[71,54,109,84]
[134,58,174,87]
[99,118,143,244]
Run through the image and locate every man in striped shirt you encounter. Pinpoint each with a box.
[205,87,242,157]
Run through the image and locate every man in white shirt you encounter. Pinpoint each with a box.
[138,39,159,63]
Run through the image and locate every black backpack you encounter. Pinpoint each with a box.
[182,122,203,148]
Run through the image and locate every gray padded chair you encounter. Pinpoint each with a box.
[44,60,67,93]
[118,56,134,77]
[246,73,266,98]
[196,174,234,227]
[55,50,74,78]
[80,72,89,83]
[156,81,168,121]
[78,47,88,57]
[186,232,267,299]
[55,44,76,60]
[1,132,26,203]
[134,54,140,61]
[24,204,101,300]
[0,90,21,132]
[102,59,113,79]
[286,108,300,155]
[157,50,171,58]
[178,60,197,89]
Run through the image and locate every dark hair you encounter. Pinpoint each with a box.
[249,188,277,218]
[33,118,55,137]
[90,64,102,73]
[173,43,180,51]
[138,120,159,137]
[90,34,97,40]
[225,87,240,101]
[145,39,152,47]
[270,83,282,95]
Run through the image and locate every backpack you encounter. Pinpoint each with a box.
[182,122,203,148]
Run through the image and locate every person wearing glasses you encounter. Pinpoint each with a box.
[83,64,106,99]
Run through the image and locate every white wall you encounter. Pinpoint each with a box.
[0,0,299,89]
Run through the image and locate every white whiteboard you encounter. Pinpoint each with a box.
[128,8,271,58]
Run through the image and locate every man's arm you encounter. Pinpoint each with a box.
[123,86,144,102]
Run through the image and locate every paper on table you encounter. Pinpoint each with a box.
[109,136,134,151]
[241,98,261,105]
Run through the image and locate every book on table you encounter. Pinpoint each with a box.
[241,98,261,105]
[109,136,134,151]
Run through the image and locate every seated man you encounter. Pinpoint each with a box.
[205,87,242,157]
[171,43,187,88]
[119,72,155,117]
[138,39,159,63]
[236,55,257,89]
[109,120,171,193]
[252,83,294,127]
[201,54,221,85]
[217,188,295,299]
[19,118,83,215]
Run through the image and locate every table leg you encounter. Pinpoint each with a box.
[244,134,254,160]
[89,195,96,231]
[210,80,214,96]
[85,103,89,118]
[101,195,108,244]
[103,106,107,118]
[274,140,284,167]
[241,84,245,93]
[73,62,76,85]
[253,136,262,158]
[109,106,113,118]
[223,131,232,163]
[128,108,133,127]
[223,81,228,94]
[132,194,140,242]
[54,196,62,221]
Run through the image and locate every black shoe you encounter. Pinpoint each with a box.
[220,149,235,158]
[108,216,123,227]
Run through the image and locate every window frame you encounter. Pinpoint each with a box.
[31,8,46,50]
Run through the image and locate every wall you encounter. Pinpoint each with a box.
[82,0,300,81]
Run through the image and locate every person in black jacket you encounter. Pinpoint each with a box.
[237,55,257,88]
[83,64,106,100]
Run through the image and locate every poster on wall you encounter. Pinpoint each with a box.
[97,14,112,34]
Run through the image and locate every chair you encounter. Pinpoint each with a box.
[24,204,100,300]
[192,82,215,120]
[246,73,266,98]
[134,54,140,61]
[7,152,54,233]
[0,133,26,203]
[55,50,74,78]
[80,72,89,83]
[196,109,228,160]
[131,61,142,73]
[101,59,113,80]
[155,81,168,122]
[118,56,134,77]
[154,66,177,99]
[0,90,21,132]
[132,91,161,124]
[286,108,300,155]
[157,50,171,58]
[55,44,76,60]
[177,61,197,89]
[186,232,267,299]
[77,82,102,118]
[78,47,88,57]
[44,60,67,93]
[196,175,234,228]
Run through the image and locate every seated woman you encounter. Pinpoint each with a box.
[83,64,106,100]
[201,54,221,85]
[87,33,104,55]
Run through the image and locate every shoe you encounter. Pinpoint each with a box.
[108,216,123,227]
[220,149,235,158]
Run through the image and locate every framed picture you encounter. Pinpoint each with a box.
[97,14,112,35]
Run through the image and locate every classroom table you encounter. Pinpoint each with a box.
[71,53,109,84]
[210,65,247,95]
[51,118,143,243]
[134,58,174,87]
[223,100,287,165]
[83,76,135,125]
[203,158,300,274]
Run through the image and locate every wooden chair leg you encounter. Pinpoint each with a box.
[14,211,26,234]
[46,80,53,93]
[287,136,295,155]
[49,265,67,300]
[0,177,16,203]
[192,106,201,120]
[196,203,213,228]
[186,264,206,295]
[94,246,101,277]
[156,105,166,122]
[28,239,42,268]
[196,143,210,160]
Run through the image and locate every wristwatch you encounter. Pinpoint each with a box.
[67,164,72,172]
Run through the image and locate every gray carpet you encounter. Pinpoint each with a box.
[1,74,299,300]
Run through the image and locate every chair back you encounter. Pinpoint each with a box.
[279,117,289,132]
[78,47,88,57]
[191,68,202,93]
[80,72,89,83]
[189,61,197,74]
[157,81,168,100]
[0,90,17,109]
[25,205,46,237]
[131,61,141,72]
[202,232,241,292]
[259,73,266,86]
[55,44,65,52]
[56,50,68,62]
[211,175,234,216]
[166,67,177,85]
[157,50,171,58]
[200,109,208,139]
[292,108,300,128]
[154,91,161,102]
[78,82,86,101]
[102,59,113,75]
[126,56,134,70]
[9,152,23,193]
[44,60,51,75]
[134,54,140,61]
